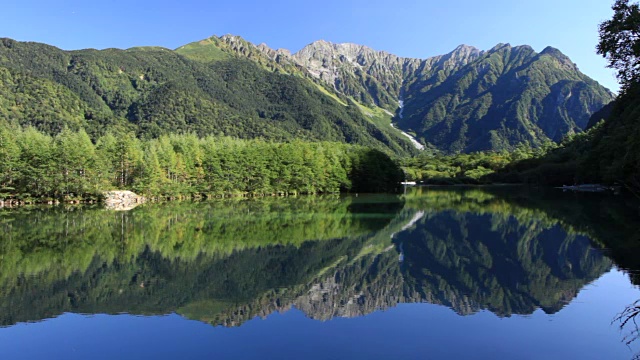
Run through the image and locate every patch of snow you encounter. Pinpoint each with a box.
[391,96,424,150]
[391,122,424,150]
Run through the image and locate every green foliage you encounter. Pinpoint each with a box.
[579,84,640,191]
[14,127,56,198]
[174,38,231,63]
[0,124,19,189]
[0,126,404,199]
[0,67,92,134]
[597,0,640,90]
[349,147,405,192]
[400,142,555,184]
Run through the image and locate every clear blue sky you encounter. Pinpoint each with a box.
[0,0,619,92]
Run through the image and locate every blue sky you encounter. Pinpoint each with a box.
[1,0,619,91]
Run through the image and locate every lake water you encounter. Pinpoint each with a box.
[1,186,640,359]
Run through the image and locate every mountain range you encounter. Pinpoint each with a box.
[0,35,614,154]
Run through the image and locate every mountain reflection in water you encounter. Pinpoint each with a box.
[0,187,638,331]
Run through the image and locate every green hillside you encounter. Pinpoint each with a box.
[0,38,416,156]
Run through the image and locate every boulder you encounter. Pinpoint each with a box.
[103,190,145,211]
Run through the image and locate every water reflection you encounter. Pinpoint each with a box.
[0,187,638,331]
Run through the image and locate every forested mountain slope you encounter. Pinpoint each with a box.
[399,45,613,152]
[182,35,613,153]
[0,38,416,156]
[0,35,613,155]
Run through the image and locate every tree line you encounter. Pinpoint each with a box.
[0,124,404,202]
[399,142,555,184]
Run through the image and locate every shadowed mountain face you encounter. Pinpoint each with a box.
[179,36,613,153]
[400,45,614,152]
[2,187,635,328]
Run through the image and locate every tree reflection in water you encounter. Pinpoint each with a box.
[1,186,639,349]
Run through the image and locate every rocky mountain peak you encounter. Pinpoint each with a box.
[289,40,411,108]
[219,34,246,44]
[256,43,291,60]
[293,40,403,65]
[436,44,483,69]
[452,44,482,55]
[213,34,256,55]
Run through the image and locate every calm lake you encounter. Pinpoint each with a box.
[1,186,640,359]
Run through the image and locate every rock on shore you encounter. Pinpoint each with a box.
[103,191,145,211]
